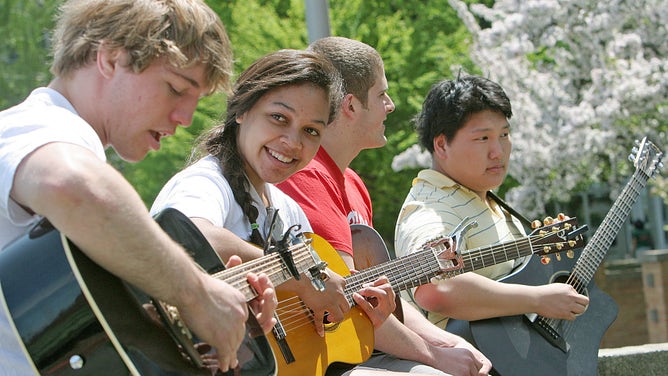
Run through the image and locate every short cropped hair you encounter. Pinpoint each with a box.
[308,36,383,107]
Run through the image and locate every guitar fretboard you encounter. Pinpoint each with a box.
[570,169,651,287]
[342,236,538,305]
[212,242,318,302]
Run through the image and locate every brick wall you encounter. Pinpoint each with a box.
[640,250,668,343]
[595,259,649,348]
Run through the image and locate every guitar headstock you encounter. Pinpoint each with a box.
[629,137,663,179]
[528,217,586,258]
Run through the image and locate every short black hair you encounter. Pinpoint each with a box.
[414,75,513,153]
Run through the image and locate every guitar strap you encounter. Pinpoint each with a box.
[486,191,532,231]
[487,191,535,274]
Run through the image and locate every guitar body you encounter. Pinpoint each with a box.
[447,249,618,376]
[269,233,374,376]
[0,208,275,375]
[351,224,404,322]
[446,138,667,376]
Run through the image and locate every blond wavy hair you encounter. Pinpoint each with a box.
[50,0,233,93]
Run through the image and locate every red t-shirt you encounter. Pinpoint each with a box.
[277,147,372,256]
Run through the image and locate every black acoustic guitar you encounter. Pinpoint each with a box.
[0,207,325,375]
[446,137,663,376]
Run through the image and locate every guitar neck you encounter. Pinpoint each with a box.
[212,243,316,302]
[343,236,535,303]
[571,170,650,285]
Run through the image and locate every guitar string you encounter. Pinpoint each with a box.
[272,239,550,336]
[284,235,560,332]
[271,229,577,335]
[545,171,649,340]
[210,243,319,300]
[268,242,537,336]
[275,148,660,342]
[223,225,568,306]
[343,231,571,294]
[163,223,578,336]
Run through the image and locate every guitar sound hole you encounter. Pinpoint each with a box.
[551,272,589,297]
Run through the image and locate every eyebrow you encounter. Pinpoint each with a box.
[166,65,202,90]
[470,122,510,133]
[376,83,389,94]
[177,72,201,89]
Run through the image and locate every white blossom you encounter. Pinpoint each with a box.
[394,0,668,217]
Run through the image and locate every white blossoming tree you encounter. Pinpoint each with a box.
[393,0,668,218]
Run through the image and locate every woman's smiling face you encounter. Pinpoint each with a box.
[236,83,330,190]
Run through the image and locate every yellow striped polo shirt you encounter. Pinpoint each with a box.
[394,169,526,327]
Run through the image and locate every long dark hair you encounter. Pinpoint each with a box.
[195,49,342,246]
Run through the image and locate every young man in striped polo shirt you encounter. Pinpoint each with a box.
[394,75,589,329]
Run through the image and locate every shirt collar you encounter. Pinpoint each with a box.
[414,169,460,189]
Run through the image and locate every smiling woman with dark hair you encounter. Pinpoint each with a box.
[151,48,397,348]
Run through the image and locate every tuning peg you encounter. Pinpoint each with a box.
[543,216,554,225]
[531,220,542,229]
[541,255,551,265]
[567,250,575,258]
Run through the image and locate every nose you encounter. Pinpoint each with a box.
[170,97,199,128]
[489,139,504,159]
[282,127,303,150]
[385,94,396,113]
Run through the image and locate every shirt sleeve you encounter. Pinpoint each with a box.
[151,169,231,228]
[277,169,354,256]
[395,199,460,258]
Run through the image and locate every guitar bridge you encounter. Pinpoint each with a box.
[524,313,570,353]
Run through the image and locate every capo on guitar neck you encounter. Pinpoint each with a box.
[448,217,479,253]
[266,224,304,281]
[264,223,328,292]
[567,224,588,239]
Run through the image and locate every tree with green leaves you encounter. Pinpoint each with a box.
[1,0,476,246]
[0,0,60,110]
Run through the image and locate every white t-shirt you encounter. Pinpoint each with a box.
[150,155,313,243]
[0,87,105,375]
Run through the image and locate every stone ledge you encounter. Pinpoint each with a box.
[598,343,668,375]
[638,248,668,262]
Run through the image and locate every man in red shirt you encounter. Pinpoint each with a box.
[278,36,492,376]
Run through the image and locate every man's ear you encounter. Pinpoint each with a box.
[433,134,448,159]
[96,42,124,79]
[340,93,357,117]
